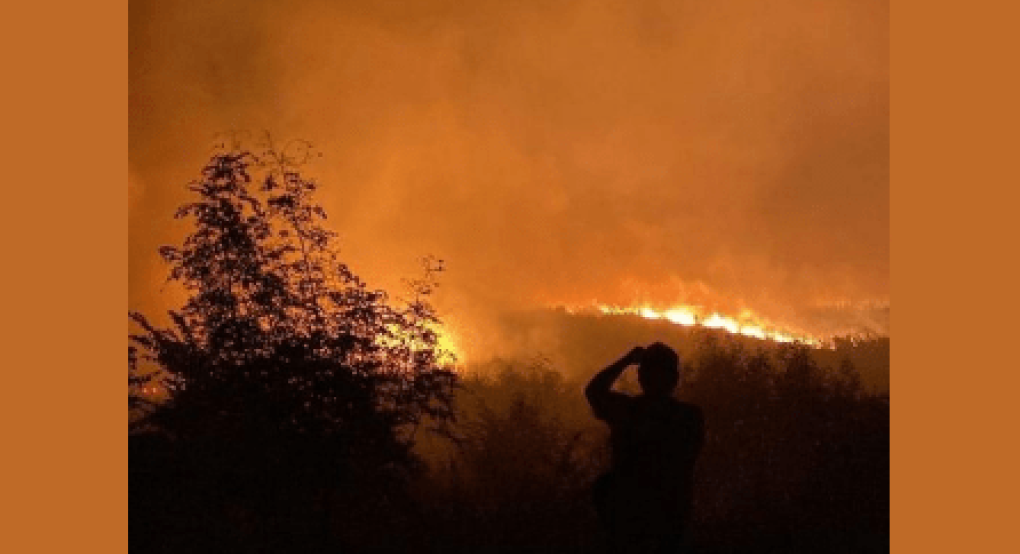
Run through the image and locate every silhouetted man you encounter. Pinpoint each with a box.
[586,343,704,554]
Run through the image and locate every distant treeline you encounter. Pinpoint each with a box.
[132,336,887,554]
[485,308,890,393]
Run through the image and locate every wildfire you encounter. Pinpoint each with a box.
[377,321,465,367]
[583,303,823,347]
[433,323,464,366]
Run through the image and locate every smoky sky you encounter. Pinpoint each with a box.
[130,0,889,357]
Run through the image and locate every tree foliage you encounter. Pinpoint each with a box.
[128,141,457,468]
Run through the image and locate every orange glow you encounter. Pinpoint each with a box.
[663,308,697,326]
[739,325,767,340]
[130,0,889,372]
[639,307,662,320]
[701,313,739,335]
[378,321,465,368]
[580,302,823,347]
[434,323,465,366]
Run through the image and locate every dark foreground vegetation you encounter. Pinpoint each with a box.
[130,143,888,554]
[412,342,887,554]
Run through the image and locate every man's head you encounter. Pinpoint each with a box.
[637,342,681,397]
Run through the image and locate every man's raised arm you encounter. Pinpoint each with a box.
[585,346,644,420]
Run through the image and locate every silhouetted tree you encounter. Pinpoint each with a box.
[130,140,456,447]
[128,345,162,434]
[128,140,458,552]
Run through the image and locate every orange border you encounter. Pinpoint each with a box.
[892,1,1016,552]
[5,1,124,552]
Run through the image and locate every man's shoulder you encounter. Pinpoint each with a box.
[671,400,704,421]
[674,399,702,412]
[634,397,701,419]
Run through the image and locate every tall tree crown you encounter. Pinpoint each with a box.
[129,141,456,457]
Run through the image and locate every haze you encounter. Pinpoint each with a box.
[129,0,889,361]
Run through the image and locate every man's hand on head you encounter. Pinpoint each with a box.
[625,346,646,366]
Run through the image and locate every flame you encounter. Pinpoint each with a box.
[584,302,822,347]
[701,313,739,334]
[434,323,465,366]
[663,308,697,326]
[376,320,465,368]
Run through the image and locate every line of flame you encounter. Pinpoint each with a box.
[586,303,823,347]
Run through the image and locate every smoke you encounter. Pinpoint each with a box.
[130,0,889,361]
